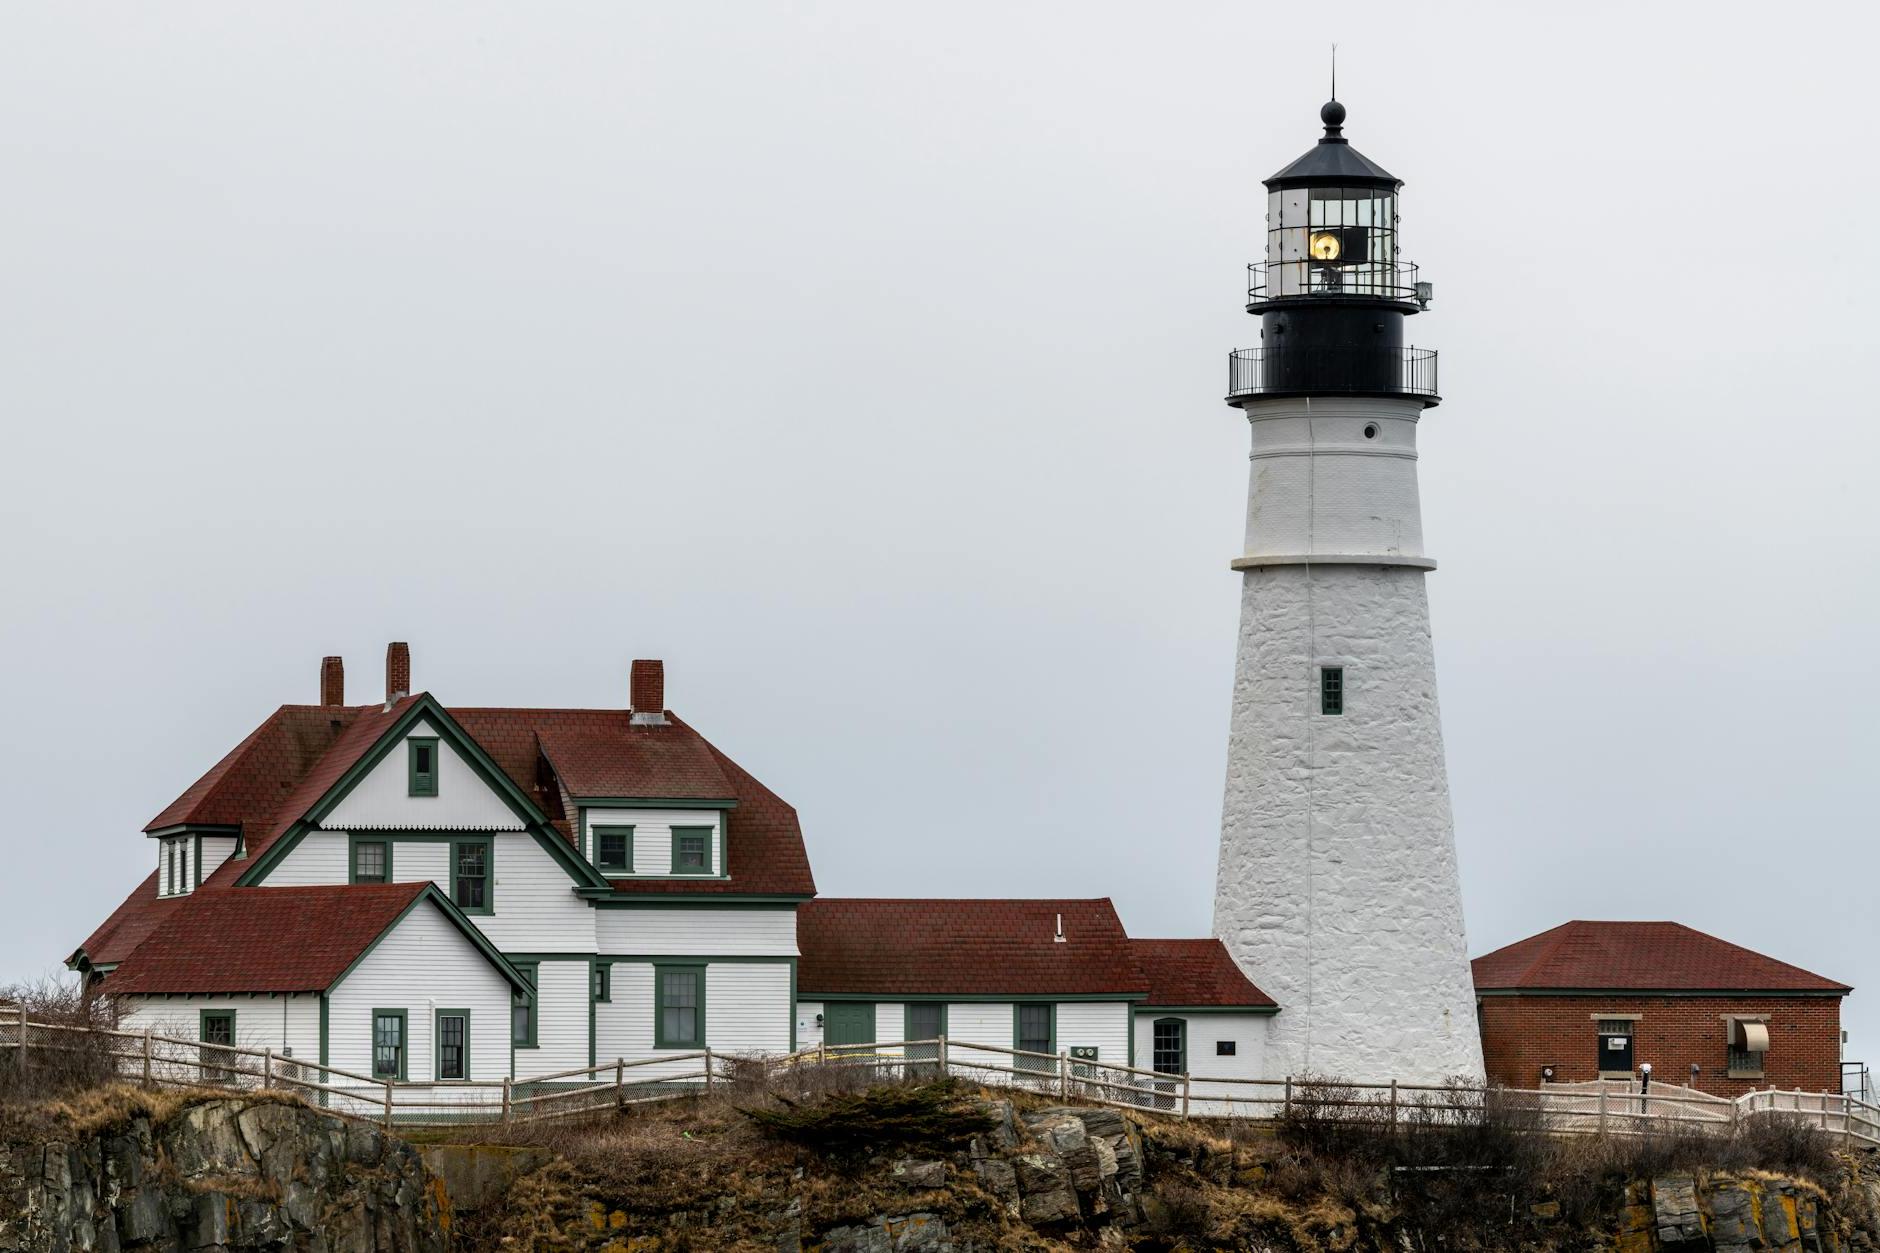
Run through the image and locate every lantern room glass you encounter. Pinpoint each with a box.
[1265,186,1399,299]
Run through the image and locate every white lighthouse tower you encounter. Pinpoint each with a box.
[1211,97,1483,1083]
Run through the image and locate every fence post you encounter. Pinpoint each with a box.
[1598,1084,1608,1134]
[1181,1073,1191,1121]
[263,1048,273,1090]
[142,1029,153,1089]
[1283,1076,1292,1120]
[16,1003,27,1078]
[818,1041,826,1068]
[705,1047,714,1096]
[502,1076,513,1124]
[1058,1051,1070,1100]
[615,1059,625,1112]
[1389,1079,1399,1131]
[937,1035,948,1080]
[383,1081,393,1133]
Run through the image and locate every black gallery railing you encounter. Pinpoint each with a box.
[1227,346,1439,400]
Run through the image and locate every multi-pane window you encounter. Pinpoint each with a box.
[512,963,537,1047]
[1727,1019,1769,1074]
[1016,1004,1053,1071]
[595,827,631,873]
[672,829,710,874]
[1152,1019,1186,1076]
[437,1012,467,1080]
[199,1011,235,1081]
[408,738,438,797]
[453,842,489,912]
[656,967,703,1048]
[592,962,612,1003]
[1597,1019,1635,1073]
[373,1011,406,1080]
[1320,666,1345,716]
[353,841,388,884]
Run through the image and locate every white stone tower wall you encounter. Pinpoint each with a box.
[1213,395,1483,1083]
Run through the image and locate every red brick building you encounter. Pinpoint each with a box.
[1474,922,1851,1097]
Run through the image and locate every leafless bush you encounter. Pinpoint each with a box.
[0,979,120,1105]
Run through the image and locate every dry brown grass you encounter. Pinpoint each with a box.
[0,1081,309,1140]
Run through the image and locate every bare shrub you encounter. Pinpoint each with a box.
[0,979,121,1105]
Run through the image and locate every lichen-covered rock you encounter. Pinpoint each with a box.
[1652,1174,1704,1246]
[0,1095,444,1253]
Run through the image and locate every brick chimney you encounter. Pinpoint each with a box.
[630,660,667,725]
[320,656,345,706]
[386,642,411,704]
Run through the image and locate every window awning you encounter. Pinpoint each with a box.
[1733,1019,1771,1052]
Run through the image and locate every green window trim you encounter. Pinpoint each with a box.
[349,837,393,884]
[199,1009,236,1044]
[511,962,538,1048]
[904,1002,946,1062]
[592,961,612,1003]
[654,963,707,1049]
[670,826,712,876]
[434,1008,471,1081]
[449,839,494,915]
[1151,1017,1187,1076]
[593,825,634,874]
[199,1009,237,1081]
[1319,666,1345,716]
[372,1009,409,1082]
[408,737,440,797]
[1013,1002,1056,1069]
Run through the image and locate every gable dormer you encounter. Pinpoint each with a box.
[320,719,525,832]
[149,825,242,898]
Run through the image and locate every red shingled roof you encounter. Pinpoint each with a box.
[80,689,815,972]
[1130,939,1275,1008]
[1472,922,1850,994]
[798,899,1149,998]
[106,884,440,994]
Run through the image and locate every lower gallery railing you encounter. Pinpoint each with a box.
[6,1012,1877,1143]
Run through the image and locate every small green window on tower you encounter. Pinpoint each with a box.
[1320,666,1344,716]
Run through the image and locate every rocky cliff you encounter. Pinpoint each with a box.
[0,1089,446,1253]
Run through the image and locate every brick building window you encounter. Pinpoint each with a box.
[1727,1019,1769,1077]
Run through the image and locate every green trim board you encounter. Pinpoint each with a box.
[511,962,539,1048]
[434,1008,471,1081]
[575,797,737,810]
[193,835,203,888]
[1473,989,1848,999]
[653,963,707,1049]
[579,892,808,906]
[448,838,494,915]
[669,826,713,875]
[145,823,242,840]
[347,835,394,884]
[407,737,439,797]
[1135,1005,1281,1016]
[593,825,634,873]
[372,1009,409,1081]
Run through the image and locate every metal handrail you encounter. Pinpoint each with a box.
[1226,345,1438,399]
[1247,259,1424,305]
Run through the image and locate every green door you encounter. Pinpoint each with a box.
[824,1002,876,1053]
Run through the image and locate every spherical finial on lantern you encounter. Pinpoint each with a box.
[1320,99,1346,136]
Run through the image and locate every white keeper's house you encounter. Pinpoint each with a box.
[70,646,1273,1095]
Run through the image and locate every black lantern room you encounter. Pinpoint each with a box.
[1228,100,1438,405]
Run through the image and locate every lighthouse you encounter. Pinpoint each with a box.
[1211,96,1483,1083]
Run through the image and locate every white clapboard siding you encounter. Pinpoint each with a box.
[1135,1013,1272,1093]
[461,833,597,953]
[582,809,723,877]
[264,832,350,886]
[391,841,450,885]
[593,962,791,1077]
[198,837,239,881]
[118,994,321,1061]
[324,721,524,831]
[514,960,590,1075]
[327,898,512,1083]
[594,907,797,957]
[1057,1003,1132,1065]
[796,1001,824,1050]
[944,1003,1016,1069]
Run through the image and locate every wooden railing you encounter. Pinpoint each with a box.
[8,1008,1879,1143]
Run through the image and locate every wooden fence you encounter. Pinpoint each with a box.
[6,1008,1877,1144]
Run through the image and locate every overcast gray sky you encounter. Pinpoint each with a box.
[4,3,1877,1061]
